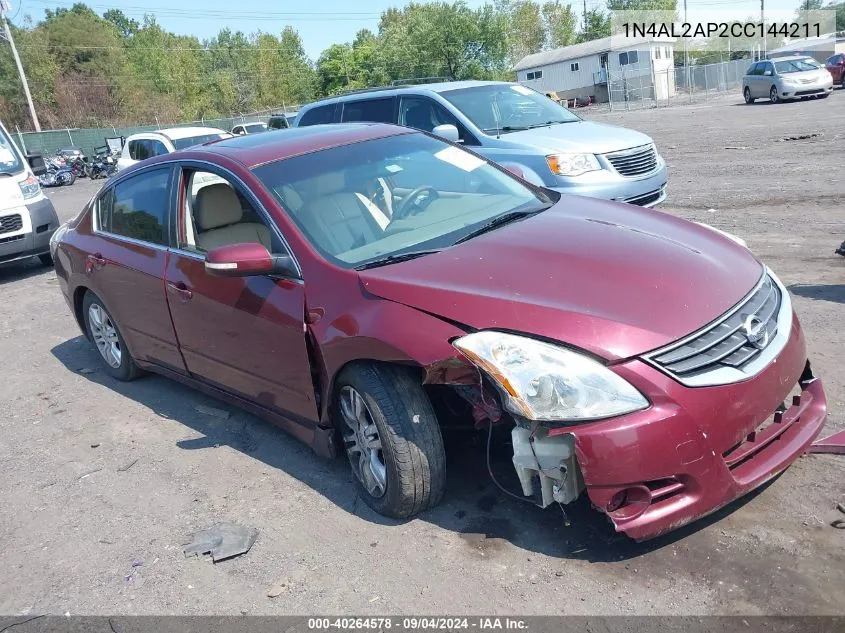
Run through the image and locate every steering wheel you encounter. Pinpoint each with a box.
[394,186,439,220]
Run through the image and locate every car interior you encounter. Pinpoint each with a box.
[182,172,273,253]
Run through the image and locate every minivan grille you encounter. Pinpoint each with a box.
[649,275,781,380]
[605,144,658,177]
[0,214,23,235]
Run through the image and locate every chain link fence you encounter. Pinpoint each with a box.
[12,106,299,158]
[599,58,753,112]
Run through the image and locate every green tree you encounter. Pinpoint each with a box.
[578,9,611,42]
[542,1,577,48]
[102,9,139,38]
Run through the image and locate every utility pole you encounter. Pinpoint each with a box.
[761,0,766,57]
[583,0,587,32]
[0,0,41,131]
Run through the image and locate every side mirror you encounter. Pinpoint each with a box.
[205,243,298,278]
[432,124,460,143]
[26,153,47,177]
[763,70,772,76]
[500,163,525,179]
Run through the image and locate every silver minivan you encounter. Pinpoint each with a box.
[294,81,668,207]
[742,57,833,103]
[0,120,60,267]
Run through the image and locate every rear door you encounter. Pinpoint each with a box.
[164,163,317,423]
[340,97,397,124]
[87,166,186,371]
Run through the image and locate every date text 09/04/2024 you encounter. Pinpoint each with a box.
[623,22,822,39]
[307,618,529,630]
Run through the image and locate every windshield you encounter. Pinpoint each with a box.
[253,132,552,268]
[775,59,819,73]
[441,84,580,134]
[0,124,24,176]
[245,123,267,133]
[172,133,225,150]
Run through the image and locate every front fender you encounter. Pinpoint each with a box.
[310,295,476,425]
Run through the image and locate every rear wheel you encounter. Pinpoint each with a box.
[334,363,446,518]
[743,87,755,104]
[38,253,53,266]
[770,86,780,103]
[82,291,143,381]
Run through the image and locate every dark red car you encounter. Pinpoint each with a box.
[825,53,845,88]
[51,124,827,540]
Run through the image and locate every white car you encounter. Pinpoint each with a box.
[116,127,230,172]
[231,122,268,135]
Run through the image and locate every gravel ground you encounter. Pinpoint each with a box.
[1,91,844,616]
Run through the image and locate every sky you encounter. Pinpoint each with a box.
[9,0,812,60]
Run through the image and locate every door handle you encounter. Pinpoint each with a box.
[166,281,193,302]
[86,253,106,271]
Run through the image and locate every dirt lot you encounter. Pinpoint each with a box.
[1,92,844,616]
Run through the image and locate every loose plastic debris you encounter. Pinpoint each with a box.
[807,429,845,455]
[183,523,258,562]
[193,405,231,419]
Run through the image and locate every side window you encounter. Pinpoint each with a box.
[298,104,337,126]
[105,168,171,245]
[233,126,243,135]
[398,96,474,144]
[179,169,281,255]
[127,140,140,160]
[341,98,396,123]
[96,187,114,232]
[130,139,152,161]
[629,50,639,65]
[619,51,628,66]
[150,139,168,157]
[747,62,758,75]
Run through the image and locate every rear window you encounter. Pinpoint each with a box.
[298,104,337,127]
[171,134,223,150]
[341,98,396,123]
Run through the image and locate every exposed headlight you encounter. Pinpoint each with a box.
[452,331,648,423]
[19,174,41,199]
[546,153,601,177]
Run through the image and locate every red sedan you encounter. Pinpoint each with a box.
[825,53,845,88]
[50,124,827,540]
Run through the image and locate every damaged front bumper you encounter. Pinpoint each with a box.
[511,314,827,541]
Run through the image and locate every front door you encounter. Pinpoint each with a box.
[164,165,318,423]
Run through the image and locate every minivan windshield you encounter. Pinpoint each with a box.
[441,84,580,134]
[775,59,819,73]
[0,124,24,176]
[253,132,553,268]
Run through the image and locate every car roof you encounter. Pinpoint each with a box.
[300,80,510,109]
[189,122,413,169]
[126,126,227,142]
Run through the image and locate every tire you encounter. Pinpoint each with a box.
[840,76,845,89]
[770,86,779,103]
[743,87,755,104]
[334,363,446,518]
[82,291,143,381]
[38,253,53,267]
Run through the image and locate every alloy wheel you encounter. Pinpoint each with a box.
[770,86,779,103]
[744,87,752,103]
[88,303,122,368]
[339,386,387,498]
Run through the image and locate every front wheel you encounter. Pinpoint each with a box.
[38,253,53,267]
[82,291,143,381]
[770,86,780,103]
[743,87,755,104]
[334,363,446,518]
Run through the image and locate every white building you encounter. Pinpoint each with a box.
[515,35,677,104]
[767,32,845,63]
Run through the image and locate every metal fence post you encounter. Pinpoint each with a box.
[67,128,74,145]
[15,125,26,154]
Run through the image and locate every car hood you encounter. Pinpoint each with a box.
[502,120,655,155]
[359,199,763,361]
[782,69,832,82]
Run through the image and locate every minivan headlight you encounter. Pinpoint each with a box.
[19,174,41,199]
[453,331,648,423]
[546,153,601,177]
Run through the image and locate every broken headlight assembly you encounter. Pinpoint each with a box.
[453,331,648,423]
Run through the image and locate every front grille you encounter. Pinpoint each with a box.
[0,234,24,245]
[0,214,23,235]
[795,89,824,96]
[625,188,663,207]
[605,144,657,177]
[649,275,781,380]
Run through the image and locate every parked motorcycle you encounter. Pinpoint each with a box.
[66,155,90,179]
[38,155,76,187]
[89,145,118,179]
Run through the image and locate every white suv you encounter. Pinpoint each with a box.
[117,127,230,172]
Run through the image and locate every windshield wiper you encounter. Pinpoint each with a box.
[481,125,529,133]
[454,205,552,245]
[354,249,441,271]
[527,120,574,128]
